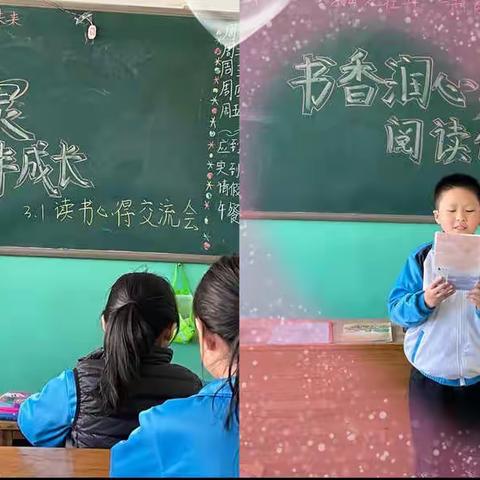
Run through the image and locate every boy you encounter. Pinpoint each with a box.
[388,173,480,476]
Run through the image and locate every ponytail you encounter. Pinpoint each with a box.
[96,273,179,414]
[98,303,154,413]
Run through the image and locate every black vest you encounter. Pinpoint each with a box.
[70,346,202,449]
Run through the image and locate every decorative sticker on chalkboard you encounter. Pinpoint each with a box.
[42,1,97,44]
[202,25,240,252]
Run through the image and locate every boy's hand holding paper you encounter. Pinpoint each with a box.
[424,276,456,308]
[466,282,480,308]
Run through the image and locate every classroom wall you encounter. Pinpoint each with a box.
[0,255,209,394]
[241,219,439,320]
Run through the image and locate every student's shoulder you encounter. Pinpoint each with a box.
[49,369,77,397]
[137,381,230,434]
[75,348,104,366]
[168,363,202,384]
[138,394,200,433]
[409,241,433,265]
[168,363,199,377]
[21,369,76,406]
[48,368,75,385]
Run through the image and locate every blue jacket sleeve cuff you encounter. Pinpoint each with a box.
[418,292,435,316]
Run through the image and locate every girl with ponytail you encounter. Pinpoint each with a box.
[18,272,202,449]
[110,255,239,478]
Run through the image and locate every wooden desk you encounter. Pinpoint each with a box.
[240,342,414,477]
[0,422,24,447]
[0,447,110,477]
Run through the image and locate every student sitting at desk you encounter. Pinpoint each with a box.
[18,272,202,449]
[110,255,239,478]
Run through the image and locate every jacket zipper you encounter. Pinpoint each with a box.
[459,293,465,386]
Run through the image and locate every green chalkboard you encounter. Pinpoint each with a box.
[0,5,239,255]
[242,4,480,218]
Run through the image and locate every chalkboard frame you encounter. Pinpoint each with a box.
[0,246,220,263]
[241,211,434,224]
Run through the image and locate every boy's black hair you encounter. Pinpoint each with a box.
[434,173,480,207]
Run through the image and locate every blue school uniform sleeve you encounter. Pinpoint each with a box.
[17,369,77,447]
[110,408,161,478]
[111,379,238,478]
[388,251,434,328]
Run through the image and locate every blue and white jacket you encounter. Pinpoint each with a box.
[388,241,480,386]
